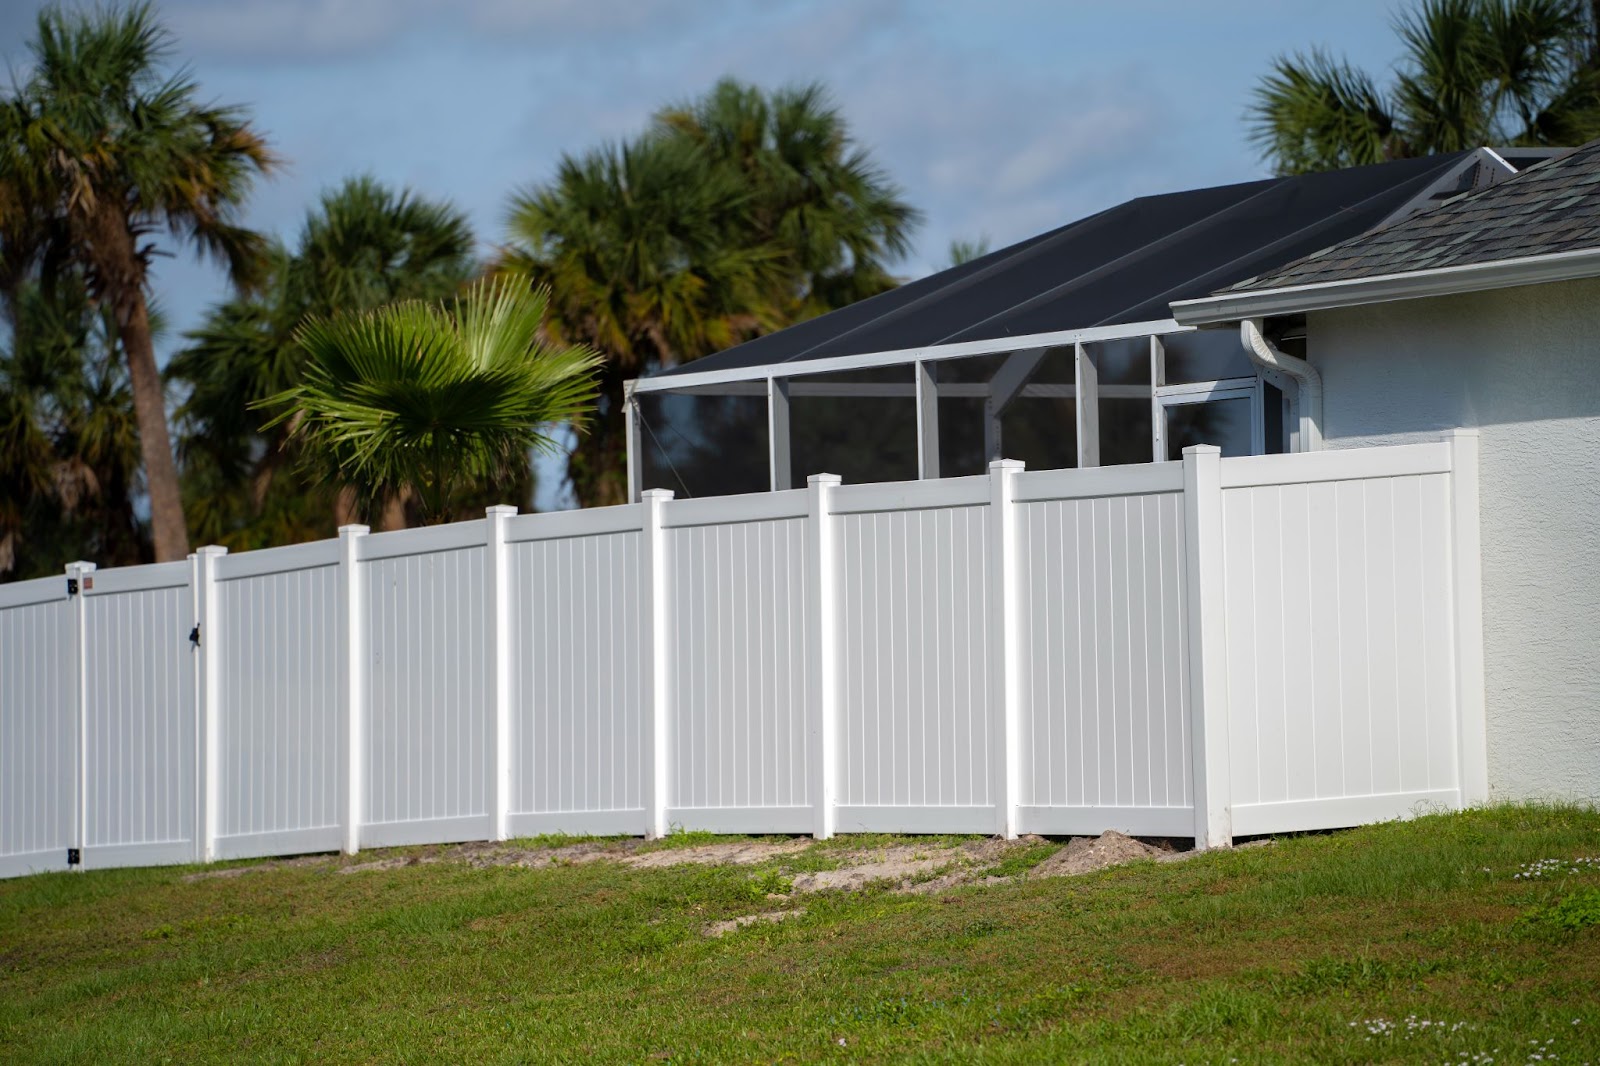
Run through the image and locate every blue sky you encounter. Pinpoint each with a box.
[2,0,1410,508]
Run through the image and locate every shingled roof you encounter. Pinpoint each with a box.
[1210,140,1600,294]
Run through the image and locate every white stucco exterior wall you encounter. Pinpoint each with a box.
[1310,277,1600,803]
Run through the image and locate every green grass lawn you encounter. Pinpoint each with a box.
[2,805,1598,1064]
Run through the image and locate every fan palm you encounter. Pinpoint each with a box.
[264,278,599,524]
[1249,0,1600,174]
[169,176,477,543]
[2,3,276,560]
[502,135,782,506]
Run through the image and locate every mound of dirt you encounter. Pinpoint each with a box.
[1030,830,1161,878]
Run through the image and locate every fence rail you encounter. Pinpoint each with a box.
[0,437,1487,877]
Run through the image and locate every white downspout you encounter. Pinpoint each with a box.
[1241,317,1323,451]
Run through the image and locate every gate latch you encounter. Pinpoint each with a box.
[188,624,201,648]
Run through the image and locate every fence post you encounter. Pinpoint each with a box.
[807,474,842,840]
[1182,444,1231,849]
[338,524,369,855]
[485,506,516,841]
[65,560,95,872]
[1446,429,1488,806]
[483,502,515,845]
[987,459,1025,838]
[192,546,227,862]
[640,489,674,838]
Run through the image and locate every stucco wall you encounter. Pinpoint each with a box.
[1310,277,1600,803]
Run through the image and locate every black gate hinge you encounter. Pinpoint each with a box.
[67,848,80,867]
[67,577,78,596]
[188,624,201,648]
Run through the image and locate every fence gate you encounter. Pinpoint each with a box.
[79,562,198,869]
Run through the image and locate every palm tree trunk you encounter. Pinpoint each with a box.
[117,295,190,561]
[382,489,409,531]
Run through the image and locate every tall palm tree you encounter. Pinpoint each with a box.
[3,3,276,560]
[1249,0,1600,174]
[264,278,599,524]
[502,79,920,508]
[654,79,922,316]
[502,135,782,507]
[169,176,477,545]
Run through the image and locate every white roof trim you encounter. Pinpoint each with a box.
[630,318,1191,393]
[1171,246,1600,325]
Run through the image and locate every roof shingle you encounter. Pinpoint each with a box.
[1214,141,1600,293]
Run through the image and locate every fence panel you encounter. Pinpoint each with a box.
[833,478,995,832]
[213,542,344,860]
[663,493,813,832]
[0,579,76,877]
[80,563,197,869]
[360,526,492,847]
[505,511,648,835]
[1013,469,1195,837]
[1220,444,1462,834]
[0,440,1483,877]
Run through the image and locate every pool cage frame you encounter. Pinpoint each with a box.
[623,316,1305,502]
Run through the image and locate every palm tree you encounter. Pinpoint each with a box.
[502,79,920,507]
[168,176,477,544]
[264,279,599,524]
[1,276,147,578]
[502,135,781,506]
[653,79,922,317]
[3,3,276,560]
[1249,0,1600,175]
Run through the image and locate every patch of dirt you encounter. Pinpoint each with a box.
[1031,830,1162,878]
[621,839,812,869]
[452,839,636,870]
[790,847,952,893]
[703,908,806,938]
[336,854,440,875]
[180,855,334,882]
[172,828,1225,893]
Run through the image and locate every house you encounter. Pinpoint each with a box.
[1171,139,1600,805]
[627,141,1600,807]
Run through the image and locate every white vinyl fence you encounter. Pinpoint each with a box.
[0,436,1487,877]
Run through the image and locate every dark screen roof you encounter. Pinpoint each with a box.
[651,152,1473,380]
[1213,141,1598,292]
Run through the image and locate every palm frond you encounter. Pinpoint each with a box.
[1248,50,1397,175]
[266,278,599,522]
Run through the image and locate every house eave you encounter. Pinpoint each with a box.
[1170,246,1600,326]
